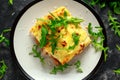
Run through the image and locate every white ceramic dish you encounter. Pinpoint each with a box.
[10,0,106,80]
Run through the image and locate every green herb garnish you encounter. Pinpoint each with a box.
[30,45,44,63]
[109,1,120,15]
[108,11,120,37]
[88,23,104,50]
[50,35,60,54]
[67,17,84,25]
[0,29,10,78]
[39,26,48,48]
[69,32,80,50]
[113,68,120,74]
[50,61,83,74]
[74,60,83,73]
[64,11,67,18]
[48,12,83,30]
[88,23,108,61]
[90,0,106,8]
[0,28,11,46]
[83,0,120,14]
[8,0,13,5]
[50,63,70,74]
[72,33,80,45]
[116,44,120,51]
[0,60,7,79]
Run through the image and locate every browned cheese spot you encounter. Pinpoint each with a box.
[57,26,64,33]
[80,44,85,49]
[38,25,41,30]
[48,15,53,20]
[61,41,67,47]
[57,8,65,16]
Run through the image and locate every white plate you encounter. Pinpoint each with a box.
[10,0,106,80]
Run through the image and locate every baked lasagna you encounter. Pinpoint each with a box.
[30,6,91,65]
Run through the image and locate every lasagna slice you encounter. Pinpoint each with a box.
[30,6,91,65]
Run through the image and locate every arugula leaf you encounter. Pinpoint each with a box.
[66,17,84,24]
[68,45,76,50]
[50,61,83,74]
[113,68,120,74]
[50,63,69,74]
[30,45,44,63]
[72,33,80,45]
[89,0,106,8]
[39,26,48,48]
[103,47,109,62]
[109,1,120,14]
[50,35,60,54]
[74,60,83,73]
[100,2,106,8]
[88,23,108,61]
[116,44,120,51]
[8,0,13,5]
[51,39,57,54]
[90,0,99,6]
[108,11,120,37]
[69,32,80,50]
[83,0,120,14]
[0,60,7,79]
[0,28,11,46]
[48,12,83,29]
[64,11,67,18]
[88,23,104,50]
[0,29,10,78]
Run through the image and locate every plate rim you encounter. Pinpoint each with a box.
[10,0,107,80]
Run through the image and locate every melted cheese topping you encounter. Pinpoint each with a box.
[30,6,91,65]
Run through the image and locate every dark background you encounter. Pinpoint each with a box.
[0,0,120,80]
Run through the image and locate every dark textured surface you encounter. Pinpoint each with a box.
[0,0,120,80]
